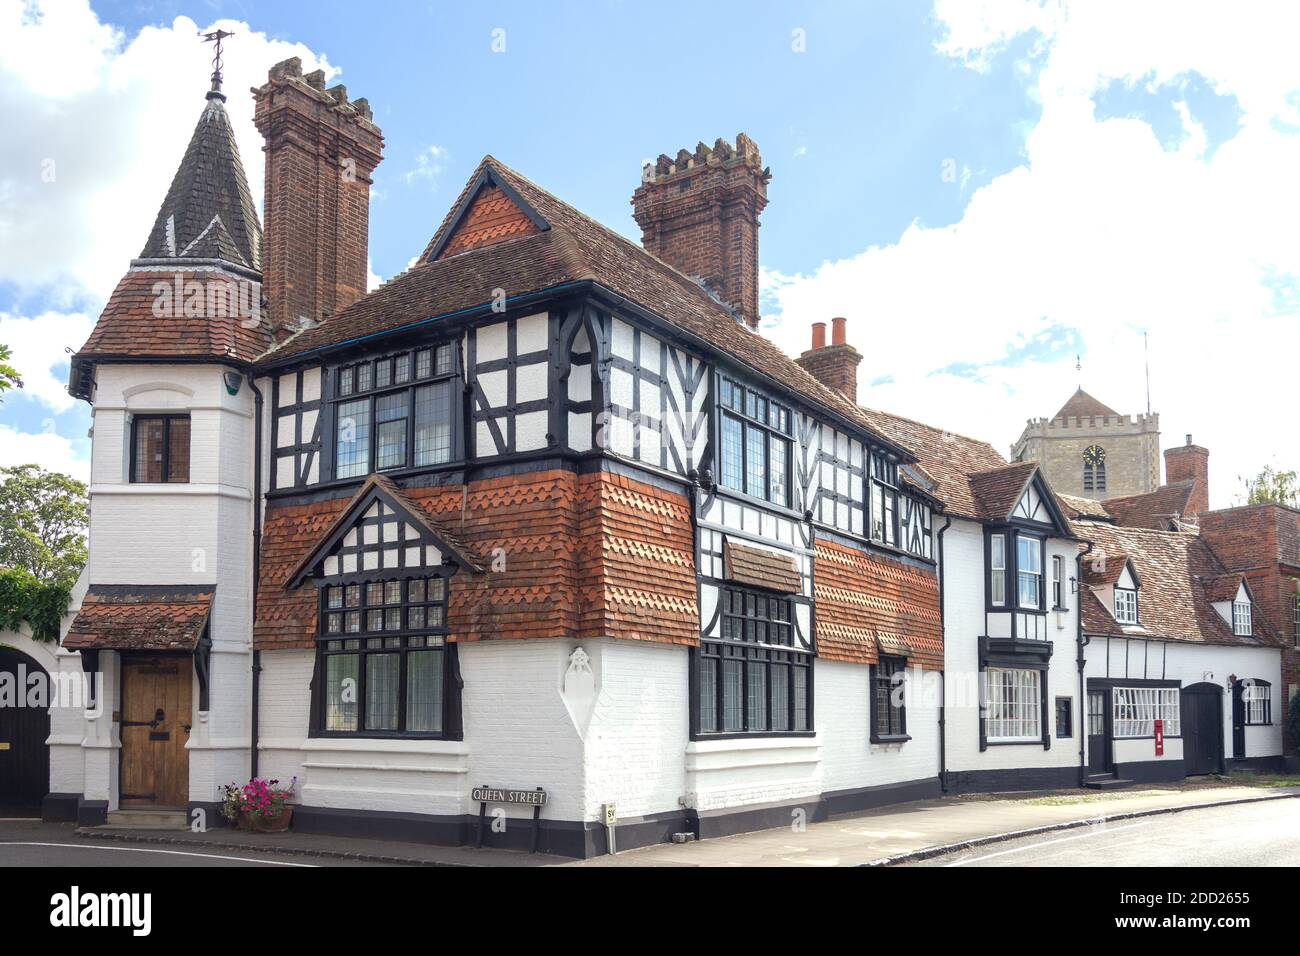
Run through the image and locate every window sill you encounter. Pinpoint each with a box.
[303,735,466,753]
[986,739,1045,746]
[870,734,911,745]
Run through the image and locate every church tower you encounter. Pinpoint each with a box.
[1011,387,1161,500]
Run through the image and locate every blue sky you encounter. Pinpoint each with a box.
[1,0,1296,505]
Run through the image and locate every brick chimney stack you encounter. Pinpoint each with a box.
[253,58,384,334]
[1165,434,1210,516]
[794,317,863,402]
[632,134,770,330]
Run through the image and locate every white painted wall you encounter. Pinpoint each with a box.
[943,518,1083,775]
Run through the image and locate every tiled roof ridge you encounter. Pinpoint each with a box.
[858,405,1005,463]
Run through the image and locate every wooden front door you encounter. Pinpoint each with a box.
[1086,690,1111,773]
[119,655,192,808]
[0,647,51,813]
[1181,682,1224,776]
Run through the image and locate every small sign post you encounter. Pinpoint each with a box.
[1154,718,1164,756]
[471,786,549,853]
[603,802,618,855]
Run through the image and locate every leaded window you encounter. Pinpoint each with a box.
[318,575,452,736]
[131,414,191,483]
[872,656,907,741]
[1112,686,1180,737]
[334,342,458,479]
[870,455,899,546]
[696,586,810,736]
[718,378,792,507]
[984,668,1040,741]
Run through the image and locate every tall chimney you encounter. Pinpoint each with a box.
[632,134,770,330]
[253,58,384,334]
[794,318,863,402]
[1164,434,1209,516]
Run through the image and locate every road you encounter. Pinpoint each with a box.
[0,819,381,867]
[909,799,1300,866]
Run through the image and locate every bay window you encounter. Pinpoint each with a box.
[984,667,1040,741]
[1017,535,1043,609]
[318,574,455,737]
[695,586,811,736]
[333,341,457,480]
[131,414,191,483]
[718,378,792,507]
[990,534,1007,606]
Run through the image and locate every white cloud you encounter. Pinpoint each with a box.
[0,0,338,302]
[0,310,93,412]
[0,423,89,482]
[405,145,450,187]
[764,0,1300,508]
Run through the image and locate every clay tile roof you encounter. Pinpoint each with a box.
[968,461,1038,521]
[724,539,801,593]
[1053,387,1120,421]
[262,156,908,459]
[1101,482,1196,530]
[1082,549,1129,587]
[139,95,262,270]
[857,406,1008,520]
[64,585,214,652]
[1202,573,1244,603]
[1067,518,1278,647]
[1057,492,1113,520]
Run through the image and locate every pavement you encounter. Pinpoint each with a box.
[910,799,1300,866]
[1,779,1295,867]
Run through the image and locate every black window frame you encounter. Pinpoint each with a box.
[870,655,909,743]
[986,528,1048,613]
[314,573,460,739]
[129,413,191,484]
[716,376,793,509]
[692,585,812,739]
[1055,695,1073,738]
[1241,678,1272,726]
[1293,595,1299,649]
[331,341,460,481]
[869,454,901,547]
[1051,554,1065,609]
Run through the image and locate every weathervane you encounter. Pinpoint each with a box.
[199,28,235,100]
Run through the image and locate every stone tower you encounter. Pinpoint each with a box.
[1011,388,1161,500]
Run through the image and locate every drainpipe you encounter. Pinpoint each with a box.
[1075,540,1093,787]
[936,514,952,792]
[248,375,264,779]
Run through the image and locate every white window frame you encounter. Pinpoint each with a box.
[1243,682,1271,725]
[1017,535,1042,609]
[984,668,1041,742]
[1114,587,1138,625]
[1112,686,1180,738]
[990,534,1007,607]
[1232,600,1252,636]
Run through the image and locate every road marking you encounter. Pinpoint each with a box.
[0,841,317,867]
[945,820,1155,867]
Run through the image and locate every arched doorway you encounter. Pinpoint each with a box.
[1180,682,1224,776]
[0,646,52,813]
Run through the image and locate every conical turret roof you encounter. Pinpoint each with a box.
[139,92,262,271]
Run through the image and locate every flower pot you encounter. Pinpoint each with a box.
[239,805,294,833]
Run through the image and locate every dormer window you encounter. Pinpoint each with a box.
[1232,599,1252,636]
[1115,587,1138,624]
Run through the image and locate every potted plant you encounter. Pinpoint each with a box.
[219,777,297,832]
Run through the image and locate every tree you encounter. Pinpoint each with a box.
[0,464,88,586]
[1244,466,1300,508]
[0,344,22,400]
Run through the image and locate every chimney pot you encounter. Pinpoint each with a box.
[1186,433,1193,445]
[831,316,847,346]
[811,321,826,350]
